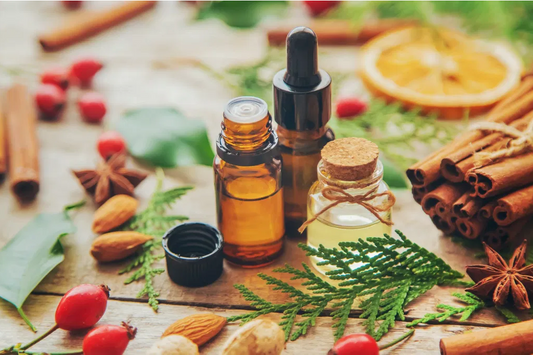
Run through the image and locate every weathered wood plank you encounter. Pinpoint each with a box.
[0,294,490,355]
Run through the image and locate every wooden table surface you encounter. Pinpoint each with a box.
[0,2,514,354]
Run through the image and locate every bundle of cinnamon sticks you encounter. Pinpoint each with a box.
[408,77,533,250]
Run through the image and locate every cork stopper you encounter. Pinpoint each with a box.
[321,138,379,181]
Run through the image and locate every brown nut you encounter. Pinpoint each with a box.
[162,313,227,346]
[90,231,152,262]
[92,195,138,233]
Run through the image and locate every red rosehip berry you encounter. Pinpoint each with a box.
[41,67,70,90]
[328,333,379,355]
[35,84,66,118]
[97,131,127,159]
[82,322,136,355]
[303,1,340,16]
[70,57,103,86]
[62,0,83,9]
[55,284,110,331]
[78,92,107,123]
[335,97,368,119]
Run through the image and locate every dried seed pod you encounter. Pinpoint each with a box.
[147,335,199,355]
[90,231,152,262]
[92,194,138,233]
[222,319,285,355]
[162,313,226,346]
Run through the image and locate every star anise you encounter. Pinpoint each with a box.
[73,153,148,204]
[466,240,533,310]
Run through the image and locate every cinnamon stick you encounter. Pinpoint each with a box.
[431,214,457,235]
[493,185,533,226]
[412,179,442,204]
[409,80,533,187]
[451,191,485,219]
[0,94,6,181]
[455,217,487,239]
[421,183,469,217]
[478,200,498,221]
[451,192,469,216]
[412,186,424,204]
[466,151,533,198]
[490,76,533,116]
[6,84,39,200]
[267,19,416,46]
[440,319,533,355]
[39,1,156,51]
[482,218,529,250]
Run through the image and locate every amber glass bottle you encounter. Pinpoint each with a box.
[273,27,334,236]
[214,97,285,268]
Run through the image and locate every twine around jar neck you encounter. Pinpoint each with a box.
[298,161,395,233]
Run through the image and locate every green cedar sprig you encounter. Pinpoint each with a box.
[228,230,467,342]
[407,292,485,327]
[119,168,192,311]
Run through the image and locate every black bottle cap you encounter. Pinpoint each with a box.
[273,26,331,131]
[162,222,223,287]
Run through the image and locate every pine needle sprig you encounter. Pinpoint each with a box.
[407,292,485,327]
[119,168,192,311]
[229,230,466,342]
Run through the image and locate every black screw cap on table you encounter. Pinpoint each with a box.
[273,26,332,131]
[162,222,223,287]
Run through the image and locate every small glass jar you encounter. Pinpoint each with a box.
[304,138,394,274]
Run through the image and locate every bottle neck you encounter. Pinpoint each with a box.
[222,114,272,151]
[276,125,328,145]
[317,159,384,192]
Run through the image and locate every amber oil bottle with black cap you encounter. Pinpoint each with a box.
[214,97,285,268]
[273,26,334,237]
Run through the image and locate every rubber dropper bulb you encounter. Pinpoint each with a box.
[283,27,322,88]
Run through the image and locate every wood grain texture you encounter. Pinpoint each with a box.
[0,295,488,355]
[0,2,524,354]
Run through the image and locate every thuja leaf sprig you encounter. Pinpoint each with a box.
[407,292,525,327]
[119,168,192,311]
[407,292,486,327]
[229,230,467,342]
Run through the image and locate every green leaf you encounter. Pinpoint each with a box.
[117,108,214,168]
[196,1,288,28]
[0,211,77,331]
[381,156,408,189]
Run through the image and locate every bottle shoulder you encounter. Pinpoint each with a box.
[277,127,335,152]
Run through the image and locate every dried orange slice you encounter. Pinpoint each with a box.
[359,26,523,119]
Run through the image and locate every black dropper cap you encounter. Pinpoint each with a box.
[273,26,331,131]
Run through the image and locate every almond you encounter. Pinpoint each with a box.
[90,231,152,262]
[162,313,227,346]
[92,195,138,233]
